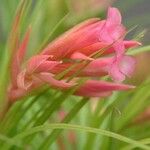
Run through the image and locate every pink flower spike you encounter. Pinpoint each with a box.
[8,7,139,102]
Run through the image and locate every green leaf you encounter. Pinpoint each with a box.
[128,45,150,55]
[0,134,21,148]
[13,123,150,150]
[121,138,150,150]
[39,98,89,149]
[116,82,150,131]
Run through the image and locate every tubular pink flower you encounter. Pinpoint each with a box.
[50,57,111,77]
[73,40,140,57]
[41,7,139,81]
[75,80,135,97]
[8,7,140,101]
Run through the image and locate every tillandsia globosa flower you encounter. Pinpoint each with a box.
[9,7,141,101]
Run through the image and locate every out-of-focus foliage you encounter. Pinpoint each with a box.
[115,0,150,44]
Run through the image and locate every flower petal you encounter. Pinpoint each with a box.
[63,18,100,34]
[50,57,112,77]
[107,7,122,26]
[17,70,32,90]
[76,80,135,97]
[80,57,111,77]
[27,55,50,74]
[109,61,125,81]
[17,27,31,64]
[35,60,61,73]
[42,21,105,60]
[124,40,142,49]
[109,55,135,81]
[76,91,112,97]
[119,55,136,77]
[70,52,94,61]
[36,72,75,89]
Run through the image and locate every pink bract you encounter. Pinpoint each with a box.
[9,7,140,101]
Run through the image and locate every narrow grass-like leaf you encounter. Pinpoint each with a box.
[38,13,69,52]
[121,138,150,150]
[13,123,150,150]
[84,93,119,150]
[0,0,28,102]
[22,78,88,145]
[39,98,89,149]
[128,45,150,55]
[116,83,150,131]
[0,134,21,148]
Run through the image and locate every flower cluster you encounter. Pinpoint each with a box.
[9,7,141,101]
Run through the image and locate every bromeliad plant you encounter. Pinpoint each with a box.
[0,0,150,149]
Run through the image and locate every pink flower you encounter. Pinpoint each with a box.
[8,7,140,101]
[75,80,135,97]
[41,7,139,81]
